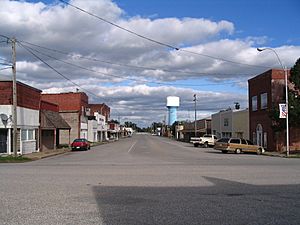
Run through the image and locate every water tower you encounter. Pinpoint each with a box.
[166,96,180,126]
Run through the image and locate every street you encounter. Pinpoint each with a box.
[1,134,300,225]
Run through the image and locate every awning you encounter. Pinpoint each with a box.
[41,110,71,130]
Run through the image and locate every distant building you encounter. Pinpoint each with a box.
[40,100,71,150]
[88,104,110,142]
[180,118,211,142]
[211,109,249,139]
[41,92,89,144]
[248,69,300,152]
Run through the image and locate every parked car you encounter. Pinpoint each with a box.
[71,138,91,151]
[214,138,265,155]
[190,134,218,147]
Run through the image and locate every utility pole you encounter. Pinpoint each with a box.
[193,94,197,137]
[12,37,18,157]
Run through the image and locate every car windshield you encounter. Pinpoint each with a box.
[73,139,86,142]
[217,138,229,143]
[247,140,254,145]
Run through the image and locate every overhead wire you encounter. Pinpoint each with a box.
[58,0,270,69]
[20,42,244,87]
[18,41,122,117]
[0,67,11,71]
[18,42,100,99]
[19,40,261,77]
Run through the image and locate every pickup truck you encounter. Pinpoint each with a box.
[190,134,218,148]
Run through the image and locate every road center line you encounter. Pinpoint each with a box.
[128,141,138,153]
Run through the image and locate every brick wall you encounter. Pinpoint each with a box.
[0,81,41,110]
[248,69,294,151]
[41,92,88,112]
[59,111,79,143]
[89,103,111,122]
[40,101,59,112]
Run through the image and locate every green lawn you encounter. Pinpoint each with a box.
[0,155,32,163]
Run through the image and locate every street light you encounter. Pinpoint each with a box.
[193,94,197,137]
[257,48,289,157]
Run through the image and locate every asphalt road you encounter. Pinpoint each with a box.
[1,134,300,225]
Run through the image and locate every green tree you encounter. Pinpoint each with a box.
[269,58,300,131]
[289,57,300,126]
[290,58,300,89]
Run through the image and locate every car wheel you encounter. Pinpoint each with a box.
[221,150,228,153]
[257,148,262,155]
[194,143,199,147]
[203,142,208,148]
[235,148,242,154]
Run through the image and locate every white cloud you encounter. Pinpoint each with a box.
[0,0,299,127]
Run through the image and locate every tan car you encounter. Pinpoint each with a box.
[214,138,265,155]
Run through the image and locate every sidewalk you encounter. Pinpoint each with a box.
[263,150,300,158]
[262,151,286,157]
[24,141,111,160]
[25,148,71,160]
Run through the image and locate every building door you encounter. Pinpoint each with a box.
[256,124,263,147]
[0,129,8,153]
[41,130,54,150]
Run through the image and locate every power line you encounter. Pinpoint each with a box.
[19,40,259,77]
[20,42,245,87]
[18,41,122,117]
[1,35,121,119]
[58,0,270,69]
[59,0,177,51]
[0,67,11,71]
[18,42,101,99]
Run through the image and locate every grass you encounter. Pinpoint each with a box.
[0,155,32,163]
[288,154,300,158]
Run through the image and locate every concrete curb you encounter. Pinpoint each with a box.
[25,148,71,160]
[25,141,113,160]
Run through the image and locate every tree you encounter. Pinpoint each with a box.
[289,57,300,127]
[269,58,300,131]
[290,58,300,89]
[124,121,138,130]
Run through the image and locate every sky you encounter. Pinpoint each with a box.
[0,0,300,127]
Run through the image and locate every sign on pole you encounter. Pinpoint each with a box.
[279,104,287,118]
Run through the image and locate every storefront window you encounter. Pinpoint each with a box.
[21,130,27,141]
[28,130,34,140]
[21,129,35,141]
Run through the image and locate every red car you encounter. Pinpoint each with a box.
[71,138,91,151]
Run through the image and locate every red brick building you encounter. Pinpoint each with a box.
[248,69,300,152]
[40,100,71,150]
[41,92,89,143]
[88,103,110,122]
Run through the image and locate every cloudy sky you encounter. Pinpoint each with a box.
[0,0,300,127]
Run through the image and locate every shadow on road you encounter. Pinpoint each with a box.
[93,177,300,225]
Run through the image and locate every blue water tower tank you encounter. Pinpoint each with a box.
[166,96,180,126]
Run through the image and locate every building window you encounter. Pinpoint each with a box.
[236,132,243,138]
[222,132,232,138]
[21,129,35,141]
[252,96,257,111]
[21,130,27,141]
[264,132,267,148]
[252,132,257,145]
[224,118,229,126]
[261,93,268,109]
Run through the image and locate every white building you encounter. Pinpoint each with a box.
[87,112,108,142]
[0,80,41,155]
[211,108,249,139]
